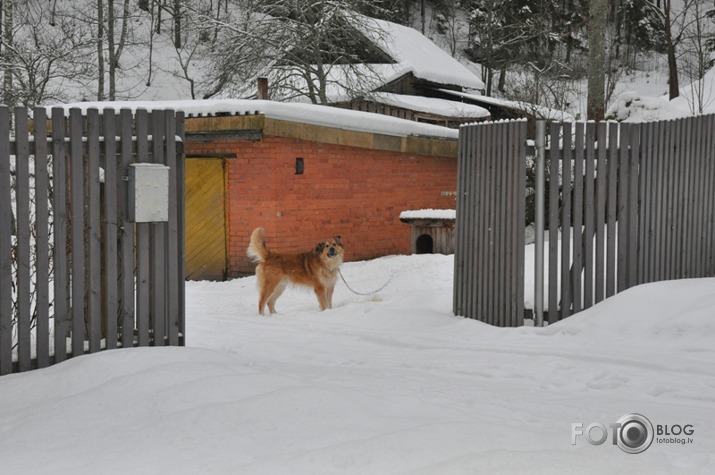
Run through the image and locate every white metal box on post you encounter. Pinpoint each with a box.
[128,163,170,223]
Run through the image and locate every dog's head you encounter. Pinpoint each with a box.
[315,236,344,266]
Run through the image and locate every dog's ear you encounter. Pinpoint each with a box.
[334,235,343,247]
[315,242,326,253]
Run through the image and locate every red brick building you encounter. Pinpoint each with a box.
[182,101,459,279]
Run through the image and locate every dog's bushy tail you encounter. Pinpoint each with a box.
[247,227,269,263]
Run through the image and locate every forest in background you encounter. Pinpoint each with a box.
[0,1,713,119]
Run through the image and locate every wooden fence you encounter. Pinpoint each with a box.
[453,119,527,326]
[0,106,186,375]
[454,115,715,326]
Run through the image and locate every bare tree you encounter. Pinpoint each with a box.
[107,0,132,100]
[2,0,15,108]
[678,0,715,113]
[1,1,96,107]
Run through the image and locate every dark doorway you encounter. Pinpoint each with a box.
[416,234,434,254]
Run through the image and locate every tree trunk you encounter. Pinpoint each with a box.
[587,0,607,120]
[97,0,105,100]
[664,0,679,99]
[108,0,115,100]
[174,0,181,48]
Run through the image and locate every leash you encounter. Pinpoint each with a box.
[338,268,392,296]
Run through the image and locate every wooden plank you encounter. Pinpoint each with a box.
[70,108,85,357]
[663,120,676,280]
[516,120,526,326]
[15,108,33,371]
[475,124,486,321]
[504,122,515,325]
[176,111,186,343]
[496,123,507,326]
[617,123,630,292]
[644,121,659,283]
[452,127,466,315]
[458,127,476,318]
[690,116,703,276]
[165,110,180,346]
[135,109,151,346]
[486,123,498,325]
[699,116,714,276]
[52,108,69,363]
[151,111,166,346]
[571,122,584,313]
[583,122,596,308]
[671,118,684,278]
[627,123,640,288]
[704,115,715,275]
[594,122,607,304]
[654,120,667,282]
[0,107,11,375]
[460,127,479,318]
[680,117,693,277]
[34,108,50,368]
[560,122,572,320]
[103,109,118,349]
[511,120,526,326]
[119,109,135,348]
[547,122,559,323]
[87,109,102,353]
[693,116,706,277]
[606,122,618,298]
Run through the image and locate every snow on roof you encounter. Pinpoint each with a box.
[357,17,485,91]
[400,209,456,221]
[366,93,490,119]
[47,99,459,140]
[438,89,574,121]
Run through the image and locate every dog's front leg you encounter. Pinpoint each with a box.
[314,285,329,311]
[326,285,335,309]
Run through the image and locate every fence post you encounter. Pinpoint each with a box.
[534,120,546,327]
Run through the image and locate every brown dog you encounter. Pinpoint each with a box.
[247,227,344,315]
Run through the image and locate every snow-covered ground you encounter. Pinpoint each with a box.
[1,254,713,474]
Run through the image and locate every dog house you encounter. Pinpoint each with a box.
[400,209,456,254]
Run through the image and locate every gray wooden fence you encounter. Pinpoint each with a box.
[453,119,527,326]
[454,115,715,326]
[0,106,186,375]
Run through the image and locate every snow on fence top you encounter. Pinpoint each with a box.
[47,99,460,140]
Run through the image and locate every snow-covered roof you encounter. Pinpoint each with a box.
[365,93,490,119]
[437,89,573,121]
[359,17,485,91]
[48,99,460,140]
[400,209,456,221]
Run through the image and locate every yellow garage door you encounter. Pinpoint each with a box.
[185,158,227,280]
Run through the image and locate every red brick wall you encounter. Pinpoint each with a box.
[186,136,457,276]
